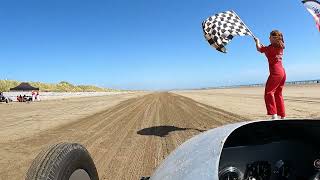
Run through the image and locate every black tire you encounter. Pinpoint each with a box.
[26,142,99,180]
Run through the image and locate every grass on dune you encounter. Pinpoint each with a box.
[0,80,120,92]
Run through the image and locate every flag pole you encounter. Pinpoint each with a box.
[232,10,257,39]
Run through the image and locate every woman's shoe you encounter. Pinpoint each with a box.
[271,114,278,120]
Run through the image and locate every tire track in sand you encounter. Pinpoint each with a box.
[0,92,245,180]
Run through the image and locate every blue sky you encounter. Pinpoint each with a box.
[0,0,319,90]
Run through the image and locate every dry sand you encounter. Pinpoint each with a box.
[174,84,320,120]
[0,92,145,142]
[0,92,243,180]
[0,86,319,180]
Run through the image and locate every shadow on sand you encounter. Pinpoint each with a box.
[137,125,205,137]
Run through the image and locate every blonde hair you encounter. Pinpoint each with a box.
[270,30,285,49]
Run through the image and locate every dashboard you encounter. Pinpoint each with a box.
[218,121,320,180]
[219,140,320,180]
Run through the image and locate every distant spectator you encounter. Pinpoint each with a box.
[17,95,23,102]
[32,91,36,101]
[36,91,41,101]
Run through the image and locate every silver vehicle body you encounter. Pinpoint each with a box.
[150,119,320,180]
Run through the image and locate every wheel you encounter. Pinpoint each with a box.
[26,142,99,180]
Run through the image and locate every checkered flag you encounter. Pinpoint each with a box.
[302,0,320,31]
[202,10,254,53]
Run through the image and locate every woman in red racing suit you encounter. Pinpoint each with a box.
[254,30,286,120]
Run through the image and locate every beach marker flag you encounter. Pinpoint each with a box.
[302,0,320,31]
[202,10,255,53]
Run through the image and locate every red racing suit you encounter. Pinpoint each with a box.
[258,45,286,117]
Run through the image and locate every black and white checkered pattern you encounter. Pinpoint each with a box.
[202,10,253,53]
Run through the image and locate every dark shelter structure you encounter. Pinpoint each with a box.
[10,82,39,91]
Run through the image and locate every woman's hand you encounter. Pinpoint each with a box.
[254,37,262,52]
[254,37,260,44]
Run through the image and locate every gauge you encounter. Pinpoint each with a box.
[274,160,291,179]
[219,166,242,180]
[244,161,271,180]
[309,172,320,180]
[314,159,320,169]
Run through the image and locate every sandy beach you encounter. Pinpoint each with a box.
[0,92,145,142]
[0,85,319,179]
[174,84,320,120]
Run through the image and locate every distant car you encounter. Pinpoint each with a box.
[26,119,320,180]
